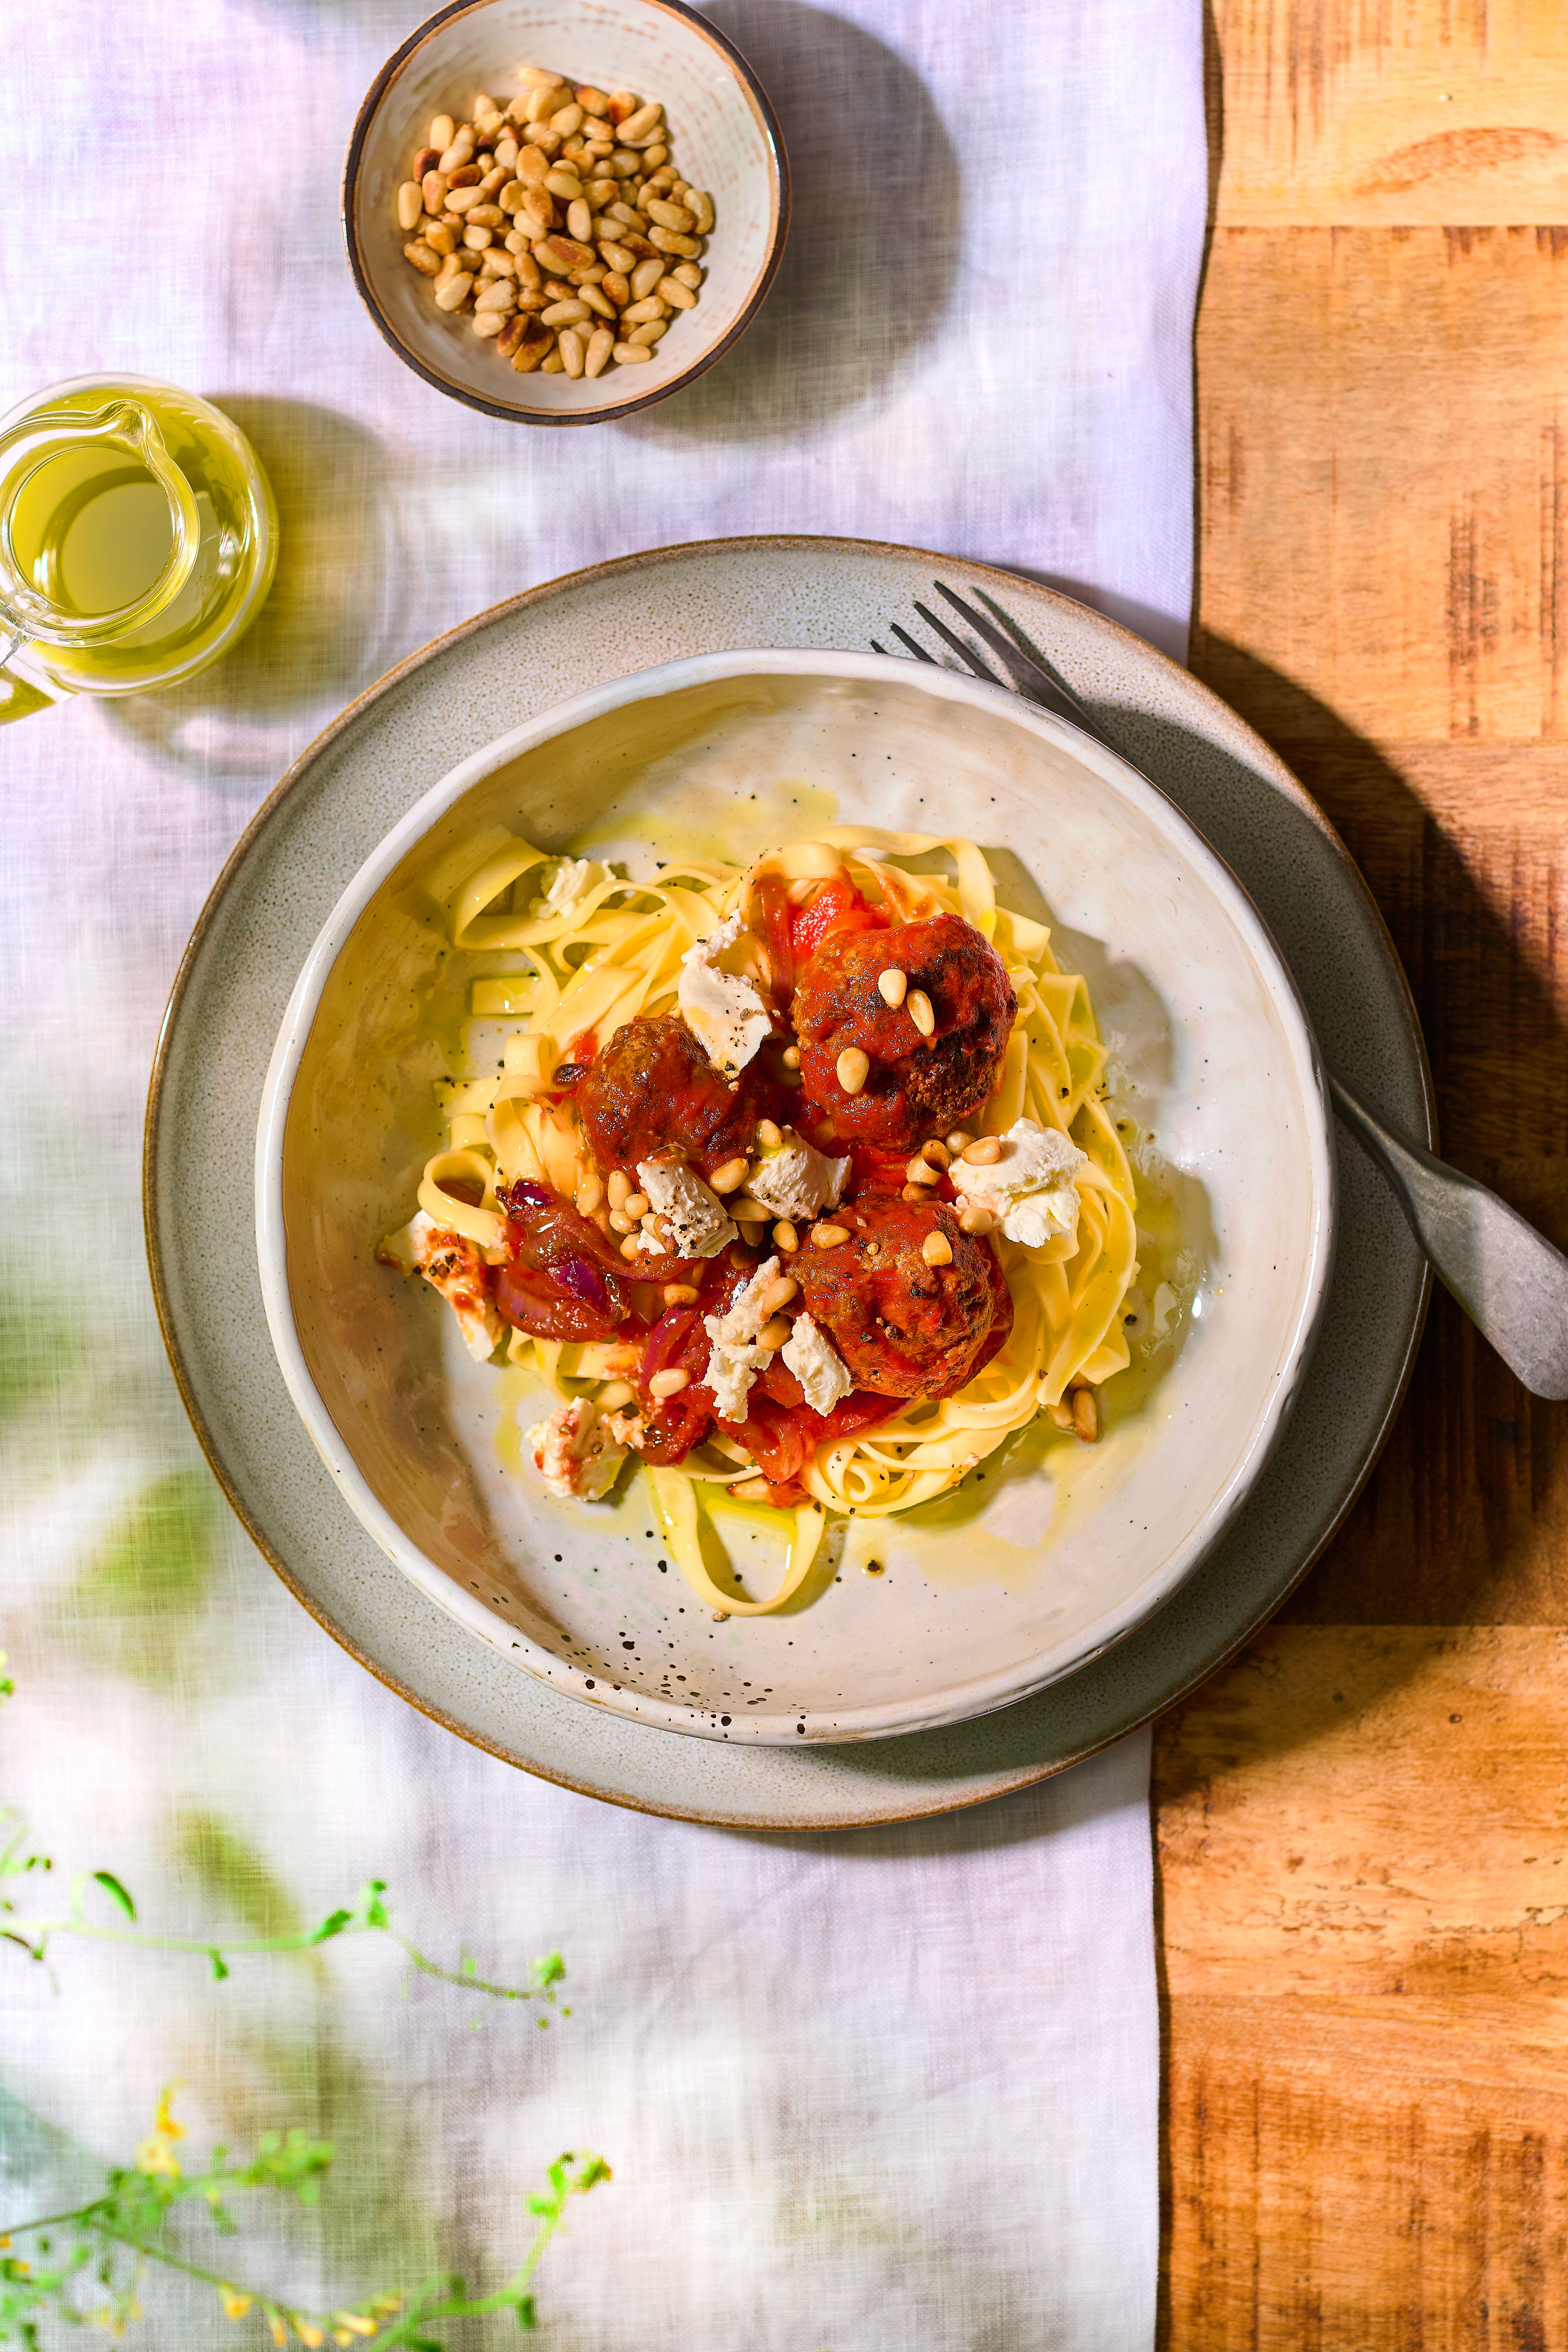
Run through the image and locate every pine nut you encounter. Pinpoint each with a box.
[401,70,710,376]
[782,1045,802,1069]
[922,1231,954,1268]
[907,989,935,1037]
[958,1203,995,1235]
[662,1281,699,1306]
[731,1197,769,1228]
[607,1169,631,1209]
[1073,1387,1099,1442]
[622,1190,650,1221]
[1047,1399,1076,1430]
[709,1157,748,1194]
[946,1129,974,1152]
[773,1220,800,1253]
[921,1139,951,1169]
[904,1155,940,1186]
[877,967,907,1007]
[618,1231,642,1258]
[836,1047,870,1095]
[434,272,473,309]
[757,1315,793,1350]
[901,1184,930,1203]
[962,1135,1003,1164]
[812,1223,850,1249]
[757,1274,799,1314]
[756,1119,783,1149]
[649,1366,690,1398]
[474,278,515,313]
[511,321,555,370]
[607,1206,632,1233]
[576,1170,605,1213]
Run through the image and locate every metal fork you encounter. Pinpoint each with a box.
[872,582,1568,1399]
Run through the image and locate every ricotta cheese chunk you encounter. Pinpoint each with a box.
[377,1209,503,1361]
[677,909,772,1080]
[781,1312,852,1416]
[526,1398,626,1502]
[530,856,612,923]
[745,1128,850,1223]
[635,1155,737,1259]
[946,1118,1087,1248]
[702,1254,782,1421]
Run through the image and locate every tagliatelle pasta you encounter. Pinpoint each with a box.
[381,824,1141,1615]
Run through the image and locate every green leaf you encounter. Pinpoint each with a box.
[174,1809,306,1942]
[209,1948,229,1980]
[310,1908,353,1944]
[91,1871,136,1922]
[515,2293,537,2329]
[65,1468,221,1684]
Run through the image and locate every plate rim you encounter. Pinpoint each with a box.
[252,643,1339,1744]
[143,533,1434,1826]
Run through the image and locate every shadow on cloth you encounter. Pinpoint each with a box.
[104,399,401,781]
[618,0,959,447]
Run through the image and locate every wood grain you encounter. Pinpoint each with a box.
[1212,0,1568,225]
[1161,0,1568,2341]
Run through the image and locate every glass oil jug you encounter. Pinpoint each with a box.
[0,374,278,721]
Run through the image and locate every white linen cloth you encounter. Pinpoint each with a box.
[0,1,1204,2344]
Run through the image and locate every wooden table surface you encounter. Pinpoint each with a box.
[1158,2,1568,2341]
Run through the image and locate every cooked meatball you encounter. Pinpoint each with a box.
[792,912,1016,1148]
[575,1014,778,1177]
[793,1195,1012,1402]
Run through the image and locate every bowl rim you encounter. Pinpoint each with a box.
[254,646,1338,1745]
[341,0,791,427]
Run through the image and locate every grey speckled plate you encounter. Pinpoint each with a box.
[145,537,1432,1829]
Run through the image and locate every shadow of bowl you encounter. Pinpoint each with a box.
[620,0,959,445]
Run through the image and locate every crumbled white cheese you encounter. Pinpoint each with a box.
[378,1210,503,1361]
[677,909,772,1080]
[530,856,612,922]
[946,1119,1087,1247]
[781,1312,852,1416]
[634,1154,737,1259]
[745,1128,850,1223]
[702,1255,782,1421]
[526,1398,626,1502]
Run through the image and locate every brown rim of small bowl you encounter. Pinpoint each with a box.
[341,0,790,427]
[141,533,1434,1825]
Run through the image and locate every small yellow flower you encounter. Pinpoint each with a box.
[152,2088,186,2142]
[334,2319,377,2340]
[292,2320,326,2349]
[267,2316,288,2349]
[221,2288,253,2320]
[133,2136,181,2179]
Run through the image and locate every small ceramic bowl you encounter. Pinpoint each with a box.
[343,0,787,424]
[256,650,1337,1747]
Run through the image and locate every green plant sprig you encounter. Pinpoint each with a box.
[0,2093,609,2348]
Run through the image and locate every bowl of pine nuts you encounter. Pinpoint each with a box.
[343,0,787,422]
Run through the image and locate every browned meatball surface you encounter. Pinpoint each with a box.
[792,912,1016,1148]
[793,1195,1011,1402]
[575,1015,779,1178]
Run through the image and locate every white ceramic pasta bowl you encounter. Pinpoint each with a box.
[256,650,1336,1745]
[343,0,787,424]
